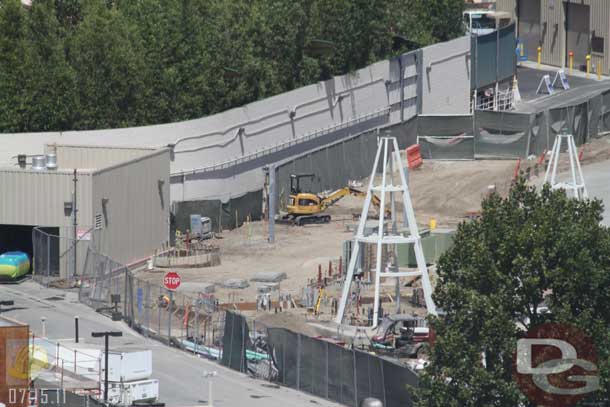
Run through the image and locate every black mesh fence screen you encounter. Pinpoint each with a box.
[382,358,419,407]
[220,310,248,373]
[327,343,343,403]
[529,111,550,156]
[355,351,385,404]
[173,189,263,233]
[274,119,417,208]
[340,347,357,406]
[419,91,607,160]
[498,25,517,81]
[475,110,531,158]
[588,94,602,139]
[573,102,589,145]
[267,327,417,407]
[474,23,516,89]
[602,89,610,133]
[177,84,610,224]
[475,31,498,88]
[418,115,475,159]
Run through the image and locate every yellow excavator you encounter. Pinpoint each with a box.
[282,174,386,226]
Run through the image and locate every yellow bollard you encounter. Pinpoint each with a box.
[429,218,437,231]
[537,46,542,68]
[569,51,574,75]
[586,54,591,78]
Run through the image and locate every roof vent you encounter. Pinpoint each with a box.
[31,155,46,170]
[17,155,26,169]
[45,153,57,170]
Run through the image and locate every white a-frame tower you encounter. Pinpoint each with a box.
[335,136,437,328]
[543,132,588,200]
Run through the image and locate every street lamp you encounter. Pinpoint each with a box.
[92,331,123,403]
[203,371,218,407]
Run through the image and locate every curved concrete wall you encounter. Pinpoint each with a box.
[1,37,473,202]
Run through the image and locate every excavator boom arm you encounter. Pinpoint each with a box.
[319,187,385,212]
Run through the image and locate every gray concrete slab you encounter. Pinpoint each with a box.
[0,281,342,407]
[581,159,610,226]
[535,158,610,225]
[515,66,610,113]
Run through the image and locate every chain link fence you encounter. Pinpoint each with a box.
[218,310,419,407]
[76,246,418,406]
[32,227,96,287]
[79,245,223,348]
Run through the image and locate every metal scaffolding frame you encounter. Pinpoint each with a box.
[543,133,588,200]
[335,136,437,328]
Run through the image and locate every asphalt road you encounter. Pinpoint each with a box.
[0,281,342,407]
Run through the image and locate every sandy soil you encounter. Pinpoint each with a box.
[135,136,610,308]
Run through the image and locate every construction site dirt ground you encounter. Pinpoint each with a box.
[135,136,610,309]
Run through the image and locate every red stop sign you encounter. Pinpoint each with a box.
[163,271,181,290]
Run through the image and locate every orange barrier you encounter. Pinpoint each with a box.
[537,150,547,165]
[513,158,521,180]
[406,144,423,169]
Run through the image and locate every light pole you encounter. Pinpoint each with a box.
[203,370,218,407]
[40,316,46,338]
[92,331,123,403]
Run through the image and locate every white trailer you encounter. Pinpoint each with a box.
[73,348,152,382]
[105,379,160,406]
[105,349,153,382]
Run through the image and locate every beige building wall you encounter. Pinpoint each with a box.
[91,149,170,266]
[48,144,154,170]
[496,0,610,74]
[0,168,92,228]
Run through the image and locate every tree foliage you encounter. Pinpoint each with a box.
[0,0,464,132]
[415,179,610,406]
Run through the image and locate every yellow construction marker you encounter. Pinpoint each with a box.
[537,46,542,68]
[586,54,591,78]
[569,51,574,75]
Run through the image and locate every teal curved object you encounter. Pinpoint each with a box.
[0,251,30,280]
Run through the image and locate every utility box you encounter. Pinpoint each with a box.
[190,214,213,239]
[397,228,456,267]
[105,378,159,406]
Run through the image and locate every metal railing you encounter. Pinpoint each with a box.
[171,107,391,178]
[79,246,223,347]
[475,87,514,112]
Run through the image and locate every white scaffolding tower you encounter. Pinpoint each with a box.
[335,136,437,328]
[543,133,587,200]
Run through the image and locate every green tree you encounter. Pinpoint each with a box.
[415,179,610,406]
[25,0,78,131]
[0,0,465,132]
[0,0,35,132]
[67,1,147,129]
